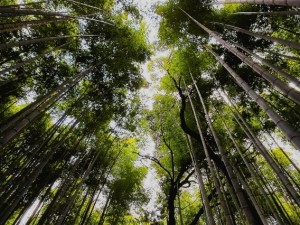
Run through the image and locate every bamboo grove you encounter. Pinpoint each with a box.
[0,0,300,225]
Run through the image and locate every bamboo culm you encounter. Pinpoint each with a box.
[205,46,300,150]
[181,10,300,107]
[189,75,259,225]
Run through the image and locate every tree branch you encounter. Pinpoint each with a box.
[170,77,231,182]
[179,169,195,188]
[135,152,173,179]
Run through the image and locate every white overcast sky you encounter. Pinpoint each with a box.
[132,0,168,219]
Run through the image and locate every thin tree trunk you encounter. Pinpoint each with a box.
[205,47,300,150]
[181,10,300,107]
[0,35,97,51]
[0,8,69,17]
[0,2,43,8]
[188,76,259,225]
[0,17,71,34]
[221,91,300,208]
[177,189,184,225]
[71,189,90,225]
[64,0,103,11]
[0,42,71,75]
[0,64,98,148]
[0,120,79,224]
[212,162,239,223]
[36,137,89,225]
[185,135,216,225]
[277,26,300,37]
[264,50,300,62]
[235,43,300,88]
[25,184,54,225]
[255,163,295,224]
[98,191,112,225]
[189,75,235,225]
[55,150,102,225]
[216,108,286,225]
[215,0,300,6]
[77,187,98,225]
[257,117,300,175]
[55,136,116,225]
[233,11,300,16]
[215,22,300,50]
[233,166,269,225]
[84,150,121,224]
[0,8,113,25]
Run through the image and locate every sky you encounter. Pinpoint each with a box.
[131,0,168,219]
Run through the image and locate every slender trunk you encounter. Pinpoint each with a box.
[212,162,239,222]
[235,43,300,88]
[0,122,69,204]
[0,42,71,75]
[0,8,112,25]
[265,50,300,62]
[74,189,92,225]
[0,112,67,190]
[0,64,98,148]
[77,187,98,225]
[277,26,300,37]
[215,22,300,50]
[55,150,102,225]
[167,184,177,225]
[0,8,70,17]
[221,91,300,207]
[188,77,258,225]
[0,18,71,34]
[189,189,218,225]
[25,184,54,225]
[205,47,300,150]
[55,137,115,225]
[181,10,300,107]
[189,75,235,225]
[186,135,216,225]
[0,120,79,224]
[84,151,120,224]
[215,0,300,6]
[259,118,300,175]
[98,191,112,225]
[177,190,184,225]
[216,109,285,225]
[0,2,43,8]
[12,202,31,225]
[0,35,97,51]
[64,0,103,11]
[255,165,295,224]
[233,166,269,225]
[36,139,89,225]
[233,11,300,16]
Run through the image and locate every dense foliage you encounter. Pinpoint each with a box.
[1,0,300,224]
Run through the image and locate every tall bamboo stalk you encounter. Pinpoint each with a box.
[220,90,300,207]
[234,43,300,88]
[185,135,216,225]
[214,0,300,6]
[0,35,97,51]
[215,107,286,225]
[189,74,236,225]
[180,9,300,107]
[233,11,300,16]
[188,76,259,225]
[214,22,300,50]
[205,46,300,150]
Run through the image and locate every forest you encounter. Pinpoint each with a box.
[0,0,300,224]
